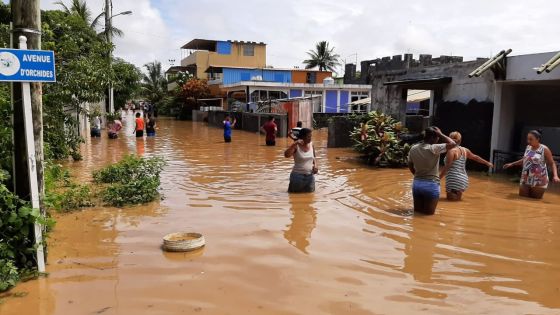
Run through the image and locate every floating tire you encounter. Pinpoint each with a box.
[162,232,205,252]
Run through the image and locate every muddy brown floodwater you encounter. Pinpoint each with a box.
[2,113,560,315]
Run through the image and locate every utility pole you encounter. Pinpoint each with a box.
[10,0,46,271]
[105,0,114,113]
[10,0,44,204]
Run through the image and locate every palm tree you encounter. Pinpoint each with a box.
[303,41,341,72]
[56,0,123,38]
[141,61,168,105]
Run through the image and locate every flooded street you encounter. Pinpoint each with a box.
[2,113,560,315]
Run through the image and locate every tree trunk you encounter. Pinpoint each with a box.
[10,0,44,208]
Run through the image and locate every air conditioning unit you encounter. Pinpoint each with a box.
[251,75,263,81]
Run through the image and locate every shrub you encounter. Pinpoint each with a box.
[350,111,411,167]
[93,155,166,207]
[0,259,19,292]
[0,170,53,292]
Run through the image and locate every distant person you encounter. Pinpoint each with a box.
[261,116,278,146]
[408,127,456,215]
[146,114,156,137]
[153,104,158,118]
[284,128,318,193]
[134,112,144,138]
[90,115,101,137]
[289,121,303,141]
[223,114,237,143]
[439,131,493,201]
[504,130,559,199]
[108,117,123,139]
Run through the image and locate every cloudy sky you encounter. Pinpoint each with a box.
[36,0,560,74]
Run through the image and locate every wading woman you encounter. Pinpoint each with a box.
[439,131,494,201]
[284,128,318,193]
[504,130,559,199]
[408,127,456,214]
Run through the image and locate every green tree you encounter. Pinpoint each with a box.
[55,0,123,38]
[42,10,113,160]
[303,41,341,72]
[113,58,142,110]
[141,61,168,106]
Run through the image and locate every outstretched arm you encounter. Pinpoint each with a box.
[503,158,523,169]
[466,149,493,168]
[544,146,560,183]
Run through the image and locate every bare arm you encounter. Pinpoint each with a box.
[439,150,454,178]
[408,160,415,175]
[434,127,457,150]
[313,145,318,173]
[503,158,524,169]
[466,148,493,168]
[285,141,299,158]
[544,146,559,182]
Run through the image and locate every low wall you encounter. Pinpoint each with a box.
[192,110,209,122]
[207,111,289,137]
[314,113,353,129]
[327,116,358,148]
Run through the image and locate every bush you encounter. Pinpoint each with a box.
[350,111,411,167]
[44,163,93,212]
[0,259,19,292]
[0,170,53,292]
[93,155,166,207]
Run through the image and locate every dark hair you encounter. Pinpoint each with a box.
[135,113,141,117]
[423,127,438,141]
[268,116,274,121]
[528,129,542,141]
[298,128,312,139]
[296,121,303,127]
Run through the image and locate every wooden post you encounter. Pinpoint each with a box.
[10,0,43,202]
[10,0,45,270]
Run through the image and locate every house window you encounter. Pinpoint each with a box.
[306,72,317,83]
[351,91,369,102]
[243,44,255,56]
[304,90,323,97]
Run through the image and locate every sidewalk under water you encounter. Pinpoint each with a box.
[2,114,560,315]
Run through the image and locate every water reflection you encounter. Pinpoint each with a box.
[284,193,317,254]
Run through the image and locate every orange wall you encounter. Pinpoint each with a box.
[291,71,332,83]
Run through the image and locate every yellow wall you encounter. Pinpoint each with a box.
[181,43,267,79]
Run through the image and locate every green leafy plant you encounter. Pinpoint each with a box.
[0,259,19,292]
[0,170,53,292]
[93,155,166,207]
[351,111,411,167]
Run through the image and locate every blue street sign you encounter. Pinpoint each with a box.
[0,48,56,82]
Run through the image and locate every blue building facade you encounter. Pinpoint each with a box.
[222,68,291,85]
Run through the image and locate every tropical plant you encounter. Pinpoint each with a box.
[93,155,166,207]
[350,111,410,167]
[141,61,168,106]
[0,170,54,292]
[303,41,341,72]
[112,58,142,110]
[56,0,123,38]
[42,10,113,160]
[180,78,210,101]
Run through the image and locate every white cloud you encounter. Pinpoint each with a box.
[40,0,560,75]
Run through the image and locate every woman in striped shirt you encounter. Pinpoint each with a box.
[439,132,493,201]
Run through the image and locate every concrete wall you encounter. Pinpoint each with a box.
[181,43,267,79]
[506,51,560,82]
[192,110,209,122]
[327,116,358,148]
